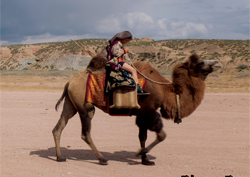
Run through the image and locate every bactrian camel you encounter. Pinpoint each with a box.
[52,53,221,165]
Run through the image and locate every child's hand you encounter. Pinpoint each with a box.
[124,48,129,53]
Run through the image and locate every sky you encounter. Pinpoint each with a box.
[1,0,249,46]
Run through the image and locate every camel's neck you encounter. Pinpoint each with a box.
[161,76,205,119]
[178,76,205,118]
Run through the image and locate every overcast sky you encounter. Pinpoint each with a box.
[1,0,249,46]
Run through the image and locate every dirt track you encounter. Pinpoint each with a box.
[1,91,249,177]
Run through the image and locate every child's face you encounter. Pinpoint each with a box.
[121,38,131,44]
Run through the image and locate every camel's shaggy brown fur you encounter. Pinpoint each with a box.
[52,54,220,165]
[86,54,107,72]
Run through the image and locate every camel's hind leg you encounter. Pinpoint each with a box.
[79,103,108,165]
[52,95,76,162]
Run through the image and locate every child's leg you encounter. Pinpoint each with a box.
[121,63,138,83]
[121,63,149,95]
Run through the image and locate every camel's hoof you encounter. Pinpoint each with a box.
[174,118,182,124]
[99,159,108,165]
[57,156,67,162]
[142,159,155,166]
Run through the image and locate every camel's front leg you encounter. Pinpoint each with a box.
[136,128,166,165]
[137,129,166,156]
[136,127,155,165]
[136,110,166,165]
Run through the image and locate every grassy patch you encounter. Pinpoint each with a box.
[0,70,78,77]
[0,71,249,93]
[205,74,249,93]
[235,72,250,78]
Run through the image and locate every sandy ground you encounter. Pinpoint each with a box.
[0,91,249,177]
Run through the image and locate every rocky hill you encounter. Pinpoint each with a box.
[0,38,249,74]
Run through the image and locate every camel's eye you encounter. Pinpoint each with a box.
[197,61,204,67]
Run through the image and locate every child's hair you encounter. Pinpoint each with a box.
[109,31,132,45]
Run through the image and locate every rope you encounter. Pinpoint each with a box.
[125,53,181,122]
[176,94,181,120]
[125,53,173,85]
[71,39,95,57]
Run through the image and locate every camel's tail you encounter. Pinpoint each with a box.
[55,82,69,111]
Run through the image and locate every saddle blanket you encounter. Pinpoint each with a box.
[105,68,136,94]
[86,72,146,107]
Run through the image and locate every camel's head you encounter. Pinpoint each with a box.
[183,54,222,79]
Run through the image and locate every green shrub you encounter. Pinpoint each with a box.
[237,64,248,71]
[235,72,250,78]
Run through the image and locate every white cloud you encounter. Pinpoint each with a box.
[0,40,10,46]
[126,12,154,29]
[157,19,167,30]
[96,12,212,40]
[186,22,208,34]
[170,21,185,30]
[96,15,122,34]
[96,12,156,34]
[20,33,93,45]
[161,21,211,39]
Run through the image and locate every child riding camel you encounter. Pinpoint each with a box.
[103,31,148,95]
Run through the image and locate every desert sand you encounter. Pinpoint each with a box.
[1,91,249,177]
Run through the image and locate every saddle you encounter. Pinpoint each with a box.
[86,68,146,116]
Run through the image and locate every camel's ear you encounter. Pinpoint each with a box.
[182,60,189,68]
[189,53,199,64]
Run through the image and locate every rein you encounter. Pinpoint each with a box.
[125,54,181,122]
[175,94,181,123]
[125,54,173,85]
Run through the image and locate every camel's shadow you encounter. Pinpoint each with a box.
[30,147,156,165]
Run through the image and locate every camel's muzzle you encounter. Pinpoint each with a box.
[204,60,222,71]
[212,63,222,71]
